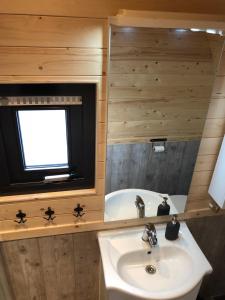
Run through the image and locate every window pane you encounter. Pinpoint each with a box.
[17,110,68,169]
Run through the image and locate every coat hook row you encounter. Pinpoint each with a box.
[14,204,86,223]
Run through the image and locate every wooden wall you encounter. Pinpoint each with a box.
[0,2,224,300]
[0,10,107,239]
[187,45,225,211]
[108,25,225,214]
[0,231,100,300]
[187,215,225,298]
[108,26,221,144]
[0,0,223,240]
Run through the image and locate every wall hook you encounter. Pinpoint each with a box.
[44,207,56,221]
[73,204,85,218]
[14,210,27,224]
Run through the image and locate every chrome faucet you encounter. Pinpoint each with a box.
[135,195,145,218]
[142,223,158,247]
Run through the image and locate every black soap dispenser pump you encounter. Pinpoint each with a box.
[157,196,170,216]
[165,215,180,241]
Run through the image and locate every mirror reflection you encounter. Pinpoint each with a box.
[105,25,224,222]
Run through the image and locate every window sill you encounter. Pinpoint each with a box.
[0,188,97,204]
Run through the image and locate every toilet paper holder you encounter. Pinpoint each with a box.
[150,138,167,153]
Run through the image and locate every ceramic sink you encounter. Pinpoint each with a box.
[98,222,212,300]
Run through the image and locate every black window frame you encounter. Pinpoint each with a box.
[0,83,96,195]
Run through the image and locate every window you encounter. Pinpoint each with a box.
[17,109,69,169]
[0,83,96,195]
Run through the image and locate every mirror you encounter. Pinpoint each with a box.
[105,25,225,222]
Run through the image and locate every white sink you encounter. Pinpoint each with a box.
[105,189,178,221]
[98,223,212,300]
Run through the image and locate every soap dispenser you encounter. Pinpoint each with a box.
[157,196,170,216]
[165,215,180,241]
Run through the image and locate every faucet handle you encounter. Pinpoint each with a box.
[145,223,156,232]
[135,195,144,208]
[142,223,158,246]
[142,223,154,241]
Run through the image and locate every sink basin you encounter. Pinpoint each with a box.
[104,189,178,221]
[98,223,212,300]
[118,246,193,293]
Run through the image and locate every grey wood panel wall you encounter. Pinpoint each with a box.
[106,140,200,195]
[187,215,225,299]
[0,231,100,300]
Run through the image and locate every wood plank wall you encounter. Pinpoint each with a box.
[0,12,107,237]
[0,231,100,300]
[187,215,225,298]
[108,26,220,144]
[0,2,224,300]
[187,45,225,211]
[108,25,225,214]
[106,140,200,196]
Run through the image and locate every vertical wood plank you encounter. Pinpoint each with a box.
[38,235,76,300]
[1,238,47,300]
[0,247,14,300]
[73,232,100,300]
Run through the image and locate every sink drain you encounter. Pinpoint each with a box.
[145,265,156,274]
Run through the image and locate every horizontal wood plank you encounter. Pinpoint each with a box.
[0,194,104,221]
[202,118,225,138]
[111,44,213,62]
[0,47,106,76]
[191,170,213,186]
[108,119,206,140]
[108,99,209,122]
[0,14,107,48]
[110,60,214,75]
[194,154,217,172]
[207,98,225,118]
[197,137,223,155]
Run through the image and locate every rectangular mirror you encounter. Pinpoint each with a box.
[105,25,224,222]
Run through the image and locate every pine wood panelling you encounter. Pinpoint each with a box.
[108,119,205,142]
[0,47,106,76]
[0,7,107,238]
[0,15,107,48]
[194,154,218,172]
[0,0,225,17]
[110,60,214,75]
[109,85,212,101]
[111,28,211,52]
[108,26,218,144]
[187,46,225,211]
[0,212,103,234]
[197,137,223,155]
[108,99,209,121]
[0,195,104,221]
[202,118,225,138]
[207,99,225,118]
